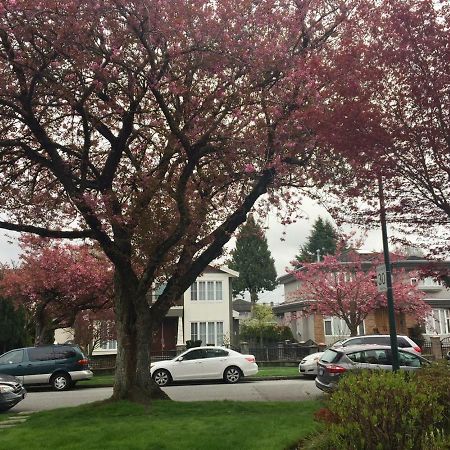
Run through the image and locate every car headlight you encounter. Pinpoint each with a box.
[0,385,14,393]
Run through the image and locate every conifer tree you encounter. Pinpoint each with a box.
[297,217,338,263]
[0,297,30,354]
[229,216,277,307]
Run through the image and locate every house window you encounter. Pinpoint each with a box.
[190,281,223,301]
[207,282,215,300]
[100,340,117,350]
[419,277,441,288]
[198,281,206,300]
[323,317,364,336]
[190,321,224,345]
[207,322,216,345]
[191,323,198,341]
[324,320,333,336]
[191,283,197,301]
[217,322,224,346]
[199,322,207,344]
[426,309,450,335]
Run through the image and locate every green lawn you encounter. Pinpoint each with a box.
[255,366,299,377]
[79,366,300,387]
[0,400,321,450]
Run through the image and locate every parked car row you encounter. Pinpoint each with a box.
[0,344,93,411]
[0,344,257,410]
[299,334,422,377]
[1,336,440,411]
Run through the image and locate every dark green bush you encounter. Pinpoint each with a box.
[325,370,444,450]
[240,323,294,344]
[414,360,450,429]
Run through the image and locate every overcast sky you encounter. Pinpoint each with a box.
[247,196,385,304]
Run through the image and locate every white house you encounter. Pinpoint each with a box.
[76,265,240,356]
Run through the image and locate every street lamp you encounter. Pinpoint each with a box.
[378,176,400,371]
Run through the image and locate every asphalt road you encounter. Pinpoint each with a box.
[10,379,323,413]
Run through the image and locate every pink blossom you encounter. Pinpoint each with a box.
[244,164,256,174]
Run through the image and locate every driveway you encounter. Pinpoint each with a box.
[10,379,322,412]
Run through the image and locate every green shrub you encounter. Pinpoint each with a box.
[414,360,450,429]
[325,370,444,450]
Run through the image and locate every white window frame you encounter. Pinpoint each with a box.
[426,308,450,335]
[323,317,364,337]
[190,281,223,301]
[100,340,117,350]
[190,321,224,345]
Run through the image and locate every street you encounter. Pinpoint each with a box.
[10,379,323,413]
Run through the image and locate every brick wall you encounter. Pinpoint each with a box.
[313,314,325,344]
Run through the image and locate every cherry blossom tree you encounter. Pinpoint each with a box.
[313,0,450,254]
[289,251,430,336]
[74,309,116,357]
[0,238,113,345]
[0,0,364,402]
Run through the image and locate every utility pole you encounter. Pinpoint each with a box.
[378,176,400,371]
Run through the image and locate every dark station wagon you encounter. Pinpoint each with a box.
[0,345,93,391]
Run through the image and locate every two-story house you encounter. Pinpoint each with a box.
[274,257,450,346]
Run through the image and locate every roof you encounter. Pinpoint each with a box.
[273,300,310,314]
[203,265,239,277]
[278,257,450,285]
[232,298,252,313]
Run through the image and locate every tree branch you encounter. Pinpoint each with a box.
[0,221,94,239]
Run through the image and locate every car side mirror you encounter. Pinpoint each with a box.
[176,356,184,362]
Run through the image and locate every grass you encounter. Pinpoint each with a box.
[79,366,300,387]
[0,400,322,450]
[255,366,300,377]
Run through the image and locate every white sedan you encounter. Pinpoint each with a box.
[298,352,324,377]
[150,346,258,386]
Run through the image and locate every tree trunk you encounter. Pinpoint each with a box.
[250,291,258,314]
[111,270,169,403]
[34,305,54,345]
[349,328,358,337]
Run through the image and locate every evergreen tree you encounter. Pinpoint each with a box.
[0,297,31,354]
[296,217,338,263]
[229,215,277,307]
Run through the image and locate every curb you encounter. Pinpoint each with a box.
[79,375,306,389]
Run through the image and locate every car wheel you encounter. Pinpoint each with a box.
[153,369,171,387]
[224,366,241,384]
[51,373,71,391]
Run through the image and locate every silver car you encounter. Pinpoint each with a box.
[333,335,422,355]
[298,352,324,377]
[315,344,430,392]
